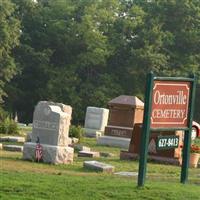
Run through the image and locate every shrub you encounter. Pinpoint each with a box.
[69,125,85,142]
[0,117,19,135]
[0,107,8,121]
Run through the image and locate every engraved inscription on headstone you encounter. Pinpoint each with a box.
[110,129,130,138]
[33,120,59,131]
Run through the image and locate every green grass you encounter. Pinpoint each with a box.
[0,133,200,200]
[1,139,200,200]
[0,170,199,200]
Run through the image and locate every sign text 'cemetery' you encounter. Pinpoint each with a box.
[151,81,190,128]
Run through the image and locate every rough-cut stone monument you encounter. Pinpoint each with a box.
[84,107,109,137]
[23,101,74,164]
[97,95,144,148]
[120,123,183,165]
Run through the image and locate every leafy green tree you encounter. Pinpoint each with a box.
[144,0,200,80]
[4,0,200,123]
[6,0,123,123]
[139,0,200,121]
[0,0,20,103]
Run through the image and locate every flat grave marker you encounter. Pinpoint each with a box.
[83,161,114,173]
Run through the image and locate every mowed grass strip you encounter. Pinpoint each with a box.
[1,150,199,181]
[0,137,200,200]
[0,170,199,200]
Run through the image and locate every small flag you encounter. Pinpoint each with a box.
[35,143,43,162]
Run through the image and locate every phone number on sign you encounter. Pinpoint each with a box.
[157,137,179,149]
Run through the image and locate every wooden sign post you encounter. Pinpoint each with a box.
[138,72,196,187]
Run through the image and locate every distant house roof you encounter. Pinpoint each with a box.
[108,95,144,108]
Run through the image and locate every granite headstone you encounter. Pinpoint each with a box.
[97,95,144,148]
[84,107,109,137]
[23,101,74,164]
[120,123,183,165]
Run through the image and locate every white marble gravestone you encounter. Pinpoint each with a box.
[84,107,109,137]
[23,101,74,164]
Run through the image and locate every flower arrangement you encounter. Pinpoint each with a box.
[190,144,200,154]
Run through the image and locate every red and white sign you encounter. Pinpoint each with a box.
[151,81,190,128]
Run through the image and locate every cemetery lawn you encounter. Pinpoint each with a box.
[1,138,200,200]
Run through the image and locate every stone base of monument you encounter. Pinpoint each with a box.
[83,161,114,173]
[23,142,74,164]
[84,128,103,138]
[97,136,130,149]
[120,151,182,166]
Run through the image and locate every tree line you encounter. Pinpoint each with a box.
[1,0,200,124]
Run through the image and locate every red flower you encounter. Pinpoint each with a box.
[190,144,200,153]
[179,144,200,154]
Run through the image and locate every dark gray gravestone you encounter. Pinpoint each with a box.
[23,101,74,164]
[31,101,72,146]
